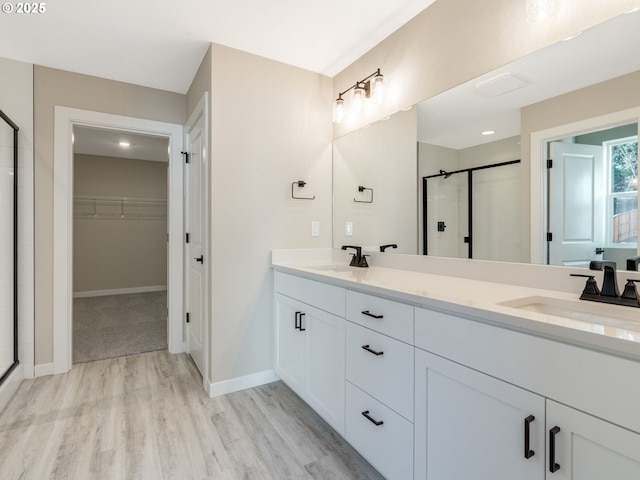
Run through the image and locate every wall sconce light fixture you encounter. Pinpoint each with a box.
[333,69,385,123]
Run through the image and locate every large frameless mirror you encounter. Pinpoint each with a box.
[0,109,18,385]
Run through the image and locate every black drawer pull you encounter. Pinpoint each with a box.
[361,310,383,319]
[299,312,306,331]
[362,345,384,356]
[549,426,561,473]
[361,410,384,426]
[524,415,535,459]
[295,311,301,330]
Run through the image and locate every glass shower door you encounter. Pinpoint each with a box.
[0,109,18,384]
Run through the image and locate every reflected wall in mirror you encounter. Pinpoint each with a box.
[333,108,417,253]
[332,10,640,268]
[0,109,18,385]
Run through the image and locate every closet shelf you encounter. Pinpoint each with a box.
[74,196,167,221]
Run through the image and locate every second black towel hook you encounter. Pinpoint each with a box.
[354,185,373,203]
[291,180,315,200]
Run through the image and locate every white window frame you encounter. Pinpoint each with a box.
[604,135,638,248]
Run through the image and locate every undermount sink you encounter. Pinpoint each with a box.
[498,296,640,329]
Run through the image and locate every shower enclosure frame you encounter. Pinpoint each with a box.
[422,159,520,258]
[0,108,18,386]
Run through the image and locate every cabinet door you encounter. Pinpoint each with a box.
[415,349,545,480]
[303,304,346,435]
[546,400,640,479]
[274,293,304,397]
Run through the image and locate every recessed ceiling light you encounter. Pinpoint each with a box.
[481,130,496,136]
[119,141,130,147]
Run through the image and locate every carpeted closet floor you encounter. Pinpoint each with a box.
[72,291,167,364]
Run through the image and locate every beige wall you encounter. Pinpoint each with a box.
[333,108,417,253]
[333,0,633,137]
[208,44,333,385]
[73,154,168,294]
[34,66,186,365]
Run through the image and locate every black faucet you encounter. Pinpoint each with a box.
[589,261,620,297]
[571,260,640,307]
[380,244,398,252]
[341,245,368,268]
[627,256,640,271]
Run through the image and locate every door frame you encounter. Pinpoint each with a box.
[184,93,210,390]
[530,106,640,264]
[53,107,184,374]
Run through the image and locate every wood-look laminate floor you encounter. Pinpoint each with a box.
[0,350,384,480]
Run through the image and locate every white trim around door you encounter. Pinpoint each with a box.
[53,107,184,375]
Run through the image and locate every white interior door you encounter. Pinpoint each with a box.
[548,142,604,266]
[185,109,206,377]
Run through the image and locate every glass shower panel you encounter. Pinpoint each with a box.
[0,111,17,383]
[472,162,521,262]
[425,172,468,258]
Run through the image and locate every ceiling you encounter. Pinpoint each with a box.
[0,0,436,94]
[417,10,640,150]
[74,126,169,162]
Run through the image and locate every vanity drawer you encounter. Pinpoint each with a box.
[346,322,413,421]
[346,290,414,343]
[274,271,345,317]
[346,381,413,480]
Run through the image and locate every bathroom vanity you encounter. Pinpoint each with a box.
[272,249,640,480]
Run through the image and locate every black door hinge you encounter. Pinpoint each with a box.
[547,159,553,169]
[186,312,190,323]
[186,233,190,244]
[547,232,553,242]
[181,151,190,163]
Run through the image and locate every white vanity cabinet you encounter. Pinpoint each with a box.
[545,400,640,479]
[274,272,346,435]
[344,290,415,480]
[414,306,640,480]
[415,349,545,479]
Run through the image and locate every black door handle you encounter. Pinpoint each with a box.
[295,311,301,330]
[298,312,306,331]
[195,255,204,263]
[361,310,383,319]
[524,415,535,459]
[549,426,561,473]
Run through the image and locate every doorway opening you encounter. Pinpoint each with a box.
[53,107,184,375]
[72,126,170,363]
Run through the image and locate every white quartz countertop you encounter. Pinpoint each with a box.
[272,255,640,361]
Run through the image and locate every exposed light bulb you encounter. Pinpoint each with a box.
[371,73,385,105]
[352,84,366,113]
[333,97,345,123]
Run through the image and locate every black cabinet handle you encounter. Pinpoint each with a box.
[299,312,306,331]
[361,410,384,426]
[362,310,383,319]
[294,311,301,330]
[362,345,384,356]
[194,255,204,264]
[524,415,535,459]
[549,426,561,473]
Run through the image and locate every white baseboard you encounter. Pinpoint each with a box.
[34,362,55,377]
[73,285,167,298]
[208,369,280,398]
[0,364,23,413]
